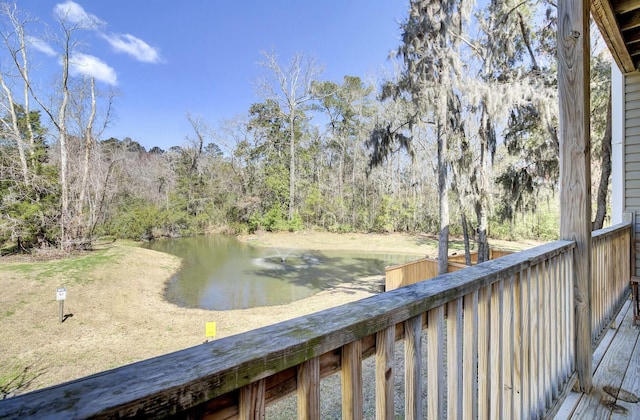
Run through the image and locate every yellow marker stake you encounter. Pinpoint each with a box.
[205,321,217,339]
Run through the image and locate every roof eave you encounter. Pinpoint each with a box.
[591,0,637,74]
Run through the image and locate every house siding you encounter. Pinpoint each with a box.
[623,72,640,275]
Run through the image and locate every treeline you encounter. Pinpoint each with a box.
[0,1,612,253]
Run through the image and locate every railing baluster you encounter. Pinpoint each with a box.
[558,251,566,385]
[596,237,603,340]
[530,263,540,418]
[490,280,503,419]
[427,305,444,420]
[463,290,478,419]
[545,259,552,409]
[550,255,559,400]
[503,274,514,419]
[514,269,524,418]
[447,297,463,420]
[375,325,395,419]
[523,265,532,417]
[568,248,576,373]
[341,339,362,420]
[478,285,491,419]
[404,314,422,420]
[239,378,265,420]
[297,357,320,420]
[562,249,571,382]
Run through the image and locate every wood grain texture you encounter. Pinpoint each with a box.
[542,260,551,408]
[375,326,394,419]
[404,315,422,420]
[572,304,640,418]
[550,257,560,401]
[239,379,265,420]
[568,252,577,374]
[427,306,444,420]
[341,340,362,420]
[591,0,636,73]
[462,290,478,419]
[611,310,640,419]
[503,275,514,419]
[513,271,524,418]
[555,302,636,419]
[477,285,491,419]
[297,358,319,420]
[558,0,592,392]
[522,267,532,418]
[446,298,463,420]
[489,281,503,419]
[531,264,541,415]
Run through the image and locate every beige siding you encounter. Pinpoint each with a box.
[624,73,640,275]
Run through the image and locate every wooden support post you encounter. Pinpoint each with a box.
[558,0,592,393]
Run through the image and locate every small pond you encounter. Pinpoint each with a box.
[142,235,417,310]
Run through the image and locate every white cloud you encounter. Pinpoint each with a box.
[27,36,56,57]
[68,53,117,85]
[53,1,104,28]
[102,33,162,64]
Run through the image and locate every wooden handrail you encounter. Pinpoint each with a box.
[0,240,577,418]
[591,220,632,240]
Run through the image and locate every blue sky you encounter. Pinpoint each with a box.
[20,1,408,150]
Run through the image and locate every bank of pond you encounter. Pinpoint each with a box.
[142,235,419,310]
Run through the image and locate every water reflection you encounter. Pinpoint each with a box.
[143,235,416,310]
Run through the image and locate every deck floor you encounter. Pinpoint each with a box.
[555,299,640,419]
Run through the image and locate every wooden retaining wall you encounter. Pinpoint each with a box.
[385,248,513,291]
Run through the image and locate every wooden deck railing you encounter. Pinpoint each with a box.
[0,223,631,419]
[590,223,632,347]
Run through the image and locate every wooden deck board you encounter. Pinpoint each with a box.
[555,300,639,419]
[567,301,640,418]
[593,301,630,372]
[611,316,640,420]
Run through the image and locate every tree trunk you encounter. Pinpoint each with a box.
[77,79,97,230]
[437,125,449,275]
[592,96,612,230]
[476,111,492,264]
[58,40,70,249]
[0,76,30,185]
[339,142,345,224]
[476,202,489,263]
[461,212,472,266]
[288,112,296,221]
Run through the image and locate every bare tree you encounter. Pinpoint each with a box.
[1,2,113,249]
[256,50,323,221]
[0,3,39,185]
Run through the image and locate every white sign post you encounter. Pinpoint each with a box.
[56,288,66,323]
